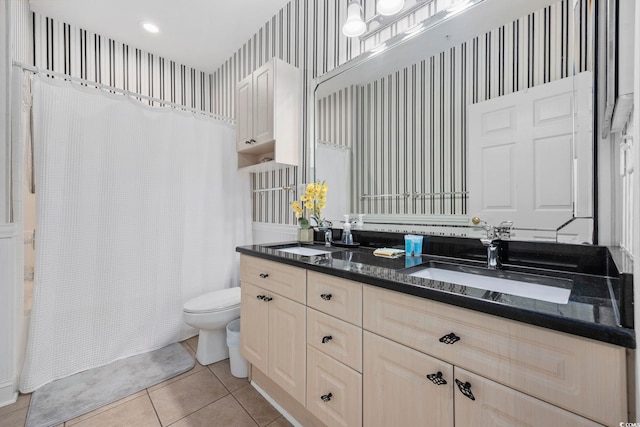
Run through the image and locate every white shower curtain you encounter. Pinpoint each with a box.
[20,75,251,393]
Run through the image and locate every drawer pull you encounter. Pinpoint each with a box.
[320,392,333,402]
[321,335,333,344]
[439,332,460,344]
[426,371,447,385]
[259,273,269,278]
[263,296,273,302]
[320,293,332,301]
[256,295,265,300]
[455,379,475,401]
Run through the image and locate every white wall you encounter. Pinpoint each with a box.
[633,0,640,418]
[1,0,31,408]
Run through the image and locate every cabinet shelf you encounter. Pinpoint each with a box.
[236,58,300,172]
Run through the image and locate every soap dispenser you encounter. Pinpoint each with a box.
[341,215,353,245]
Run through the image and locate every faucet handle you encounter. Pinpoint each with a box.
[495,221,514,239]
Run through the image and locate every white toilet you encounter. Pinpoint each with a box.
[183,287,241,365]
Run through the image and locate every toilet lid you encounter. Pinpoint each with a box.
[184,287,241,314]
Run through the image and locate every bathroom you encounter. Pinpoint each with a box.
[1,0,639,425]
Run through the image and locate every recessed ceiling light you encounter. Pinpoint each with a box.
[140,21,160,34]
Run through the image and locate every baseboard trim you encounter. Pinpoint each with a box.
[251,381,303,427]
[0,381,18,408]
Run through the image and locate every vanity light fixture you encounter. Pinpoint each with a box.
[140,21,160,34]
[342,2,367,37]
[377,0,405,16]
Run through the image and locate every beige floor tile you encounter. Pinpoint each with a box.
[148,368,228,426]
[233,385,281,427]
[0,394,31,418]
[266,417,293,427]
[169,394,257,427]
[65,390,147,426]
[70,394,159,427]
[209,359,249,393]
[147,349,206,393]
[185,336,199,353]
[0,406,28,427]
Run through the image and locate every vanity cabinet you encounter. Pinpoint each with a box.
[363,285,626,426]
[239,254,628,426]
[363,331,454,427]
[305,272,363,427]
[239,256,306,405]
[235,58,300,172]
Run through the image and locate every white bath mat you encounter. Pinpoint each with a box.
[25,343,194,427]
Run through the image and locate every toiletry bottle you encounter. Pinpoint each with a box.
[342,222,352,245]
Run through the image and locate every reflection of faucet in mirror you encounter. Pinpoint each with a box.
[473,217,513,270]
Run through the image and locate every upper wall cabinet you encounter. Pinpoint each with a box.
[236,58,301,172]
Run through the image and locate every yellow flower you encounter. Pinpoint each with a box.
[290,181,328,226]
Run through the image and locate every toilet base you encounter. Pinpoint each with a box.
[195,328,229,365]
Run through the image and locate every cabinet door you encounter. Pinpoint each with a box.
[235,74,253,151]
[363,331,454,427]
[453,368,603,426]
[268,293,306,405]
[252,61,274,144]
[240,282,268,373]
[307,346,362,427]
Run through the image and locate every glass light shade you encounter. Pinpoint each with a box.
[376,0,405,16]
[343,3,366,37]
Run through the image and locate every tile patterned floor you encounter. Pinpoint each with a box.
[0,338,291,427]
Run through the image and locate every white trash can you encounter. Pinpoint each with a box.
[226,318,249,378]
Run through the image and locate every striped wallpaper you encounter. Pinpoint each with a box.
[316,0,594,218]
[32,13,215,112]
[28,0,594,225]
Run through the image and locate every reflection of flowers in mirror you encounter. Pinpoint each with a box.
[290,181,328,229]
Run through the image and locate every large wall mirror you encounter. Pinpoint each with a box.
[312,0,596,243]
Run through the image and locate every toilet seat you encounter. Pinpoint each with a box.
[184,287,241,314]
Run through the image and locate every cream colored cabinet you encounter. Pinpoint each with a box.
[305,271,363,426]
[306,346,362,427]
[363,331,454,427]
[363,285,626,426]
[235,58,300,172]
[240,256,306,405]
[453,368,602,426]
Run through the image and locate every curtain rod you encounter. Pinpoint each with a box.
[12,61,235,124]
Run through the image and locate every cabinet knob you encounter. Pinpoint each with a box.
[245,139,256,144]
[320,392,333,402]
[263,296,273,302]
[320,293,332,301]
[426,371,447,385]
[259,273,269,278]
[455,379,475,400]
[321,335,333,344]
[256,295,265,300]
[439,332,460,344]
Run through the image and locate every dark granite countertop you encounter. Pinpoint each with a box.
[236,233,635,348]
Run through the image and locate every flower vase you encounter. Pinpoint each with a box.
[298,227,314,243]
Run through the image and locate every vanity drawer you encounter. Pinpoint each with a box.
[307,271,362,326]
[240,255,306,303]
[453,368,602,427]
[307,308,362,372]
[363,285,626,426]
[306,346,362,427]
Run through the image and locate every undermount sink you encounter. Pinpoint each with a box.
[406,261,573,304]
[276,246,333,256]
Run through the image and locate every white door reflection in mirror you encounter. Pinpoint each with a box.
[468,72,593,242]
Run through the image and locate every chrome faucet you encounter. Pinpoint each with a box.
[473,218,513,270]
[481,237,501,270]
